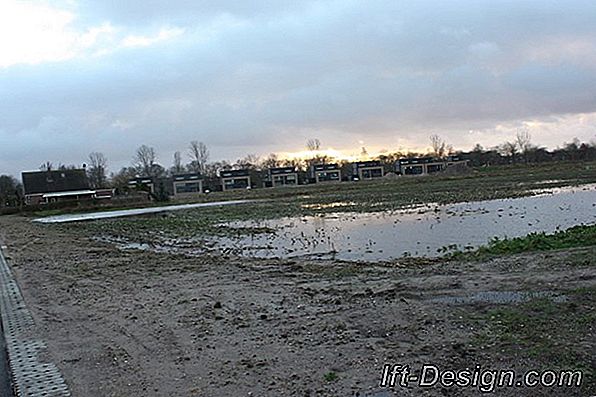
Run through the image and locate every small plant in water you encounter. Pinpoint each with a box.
[324,371,338,382]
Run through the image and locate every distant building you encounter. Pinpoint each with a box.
[128,176,177,200]
[172,173,203,197]
[268,166,298,187]
[22,169,112,205]
[94,189,114,199]
[352,160,384,180]
[445,155,468,167]
[128,177,155,193]
[395,156,468,175]
[311,163,341,183]
[220,169,251,191]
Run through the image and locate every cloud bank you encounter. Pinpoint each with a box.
[1,0,596,176]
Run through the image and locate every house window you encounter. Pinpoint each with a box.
[427,164,444,173]
[175,182,200,194]
[317,171,339,181]
[225,178,249,189]
[404,165,424,175]
[362,168,383,179]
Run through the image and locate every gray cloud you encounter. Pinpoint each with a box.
[2,0,596,176]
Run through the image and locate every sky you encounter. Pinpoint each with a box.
[1,0,596,177]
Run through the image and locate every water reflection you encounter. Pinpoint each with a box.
[213,184,596,261]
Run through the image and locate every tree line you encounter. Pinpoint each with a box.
[1,134,596,207]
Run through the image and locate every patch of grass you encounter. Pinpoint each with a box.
[468,287,596,393]
[323,371,339,382]
[451,224,596,259]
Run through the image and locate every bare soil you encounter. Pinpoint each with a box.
[0,214,594,396]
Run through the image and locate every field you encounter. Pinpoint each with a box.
[70,161,596,243]
[1,161,595,396]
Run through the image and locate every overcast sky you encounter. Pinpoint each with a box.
[1,0,596,177]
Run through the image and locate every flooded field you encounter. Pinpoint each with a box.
[33,199,253,223]
[212,184,596,261]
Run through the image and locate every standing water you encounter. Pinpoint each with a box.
[213,184,596,261]
[33,200,253,223]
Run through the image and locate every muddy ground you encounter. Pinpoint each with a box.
[0,215,594,396]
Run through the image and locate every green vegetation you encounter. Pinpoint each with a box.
[450,224,596,259]
[468,286,596,393]
[323,371,339,382]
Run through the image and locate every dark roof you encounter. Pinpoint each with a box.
[353,160,382,168]
[221,169,250,178]
[269,166,297,175]
[312,163,339,171]
[397,157,439,165]
[446,155,462,162]
[173,173,202,181]
[397,156,465,166]
[22,169,89,195]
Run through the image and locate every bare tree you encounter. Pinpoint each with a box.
[516,129,531,152]
[0,175,22,208]
[261,153,280,169]
[499,141,519,163]
[429,134,447,158]
[282,157,304,170]
[235,154,260,169]
[188,141,209,173]
[39,162,73,171]
[516,129,532,162]
[446,144,455,155]
[306,138,321,151]
[205,161,229,178]
[39,161,53,171]
[134,145,157,177]
[306,154,331,169]
[110,167,138,190]
[88,152,108,188]
[172,151,184,174]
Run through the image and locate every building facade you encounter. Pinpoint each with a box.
[172,173,203,197]
[128,177,155,193]
[311,164,341,183]
[352,160,384,180]
[22,169,112,205]
[396,156,468,175]
[268,166,298,187]
[220,169,251,191]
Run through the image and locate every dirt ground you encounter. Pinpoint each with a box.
[0,214,594,396]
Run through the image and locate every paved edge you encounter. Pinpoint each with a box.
[0,246,71,397]
[0,316,13,397]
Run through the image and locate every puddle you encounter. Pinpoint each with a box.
[429,291,567,305]
[210,184,596,261]
[33,199,254,224]
[527,182,595,196]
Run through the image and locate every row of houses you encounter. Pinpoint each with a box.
[127,156,467,194]
[21,156,467,204]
